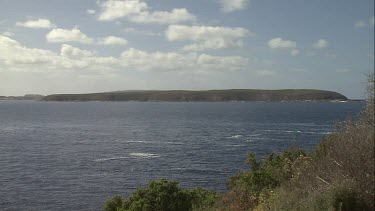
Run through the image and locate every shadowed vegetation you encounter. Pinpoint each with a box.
[43,89,347,102]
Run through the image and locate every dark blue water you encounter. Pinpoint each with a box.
[0,101,364,210]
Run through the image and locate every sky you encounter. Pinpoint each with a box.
[0,0,373,99]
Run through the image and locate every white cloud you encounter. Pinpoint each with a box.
[0,35,55,66]
[97,0,195,24]
[123,27,159,36]
[46,28,94,44]
[196,54,249,71]
[0,35,249,74]
[60,44,94,58]
[0,35,116,72]
[98,0,147,21]
[291,49,299,56]
[219,0,249,13]
[268,37,298,55]
[370,16,374,26]
[166,25,251,51]
[268,38,296,49]
[98,36,128,45]
[119,48,248,72]
[2,32,14,37]
[354,21,366,28]
[129,8,196,24]
[313,39,329,49]
[16,18,55,29]
[87,9,96,15]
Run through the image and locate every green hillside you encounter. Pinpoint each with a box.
[43,89,347,102]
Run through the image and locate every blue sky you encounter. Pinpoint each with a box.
[0,0,373,99]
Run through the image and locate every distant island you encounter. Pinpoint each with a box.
[42,89,348,102]
[0,94,45,101]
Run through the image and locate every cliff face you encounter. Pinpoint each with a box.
[42,89,348,102]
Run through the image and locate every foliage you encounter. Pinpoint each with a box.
[43,89,347,102]
[255,74,375,211]
[104,179,217,211]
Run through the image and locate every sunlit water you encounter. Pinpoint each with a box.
[0,101,364,210]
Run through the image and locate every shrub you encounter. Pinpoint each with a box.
[103,179,217,211]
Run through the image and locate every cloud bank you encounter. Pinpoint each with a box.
[166,25,251,51]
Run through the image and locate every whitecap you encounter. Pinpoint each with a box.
[125,140,148,143]
[228,134,243,139]
[94,156,128,162]
[129,153,160,158]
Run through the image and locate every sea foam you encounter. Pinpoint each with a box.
[129,153,160,158]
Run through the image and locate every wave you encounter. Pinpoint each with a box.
[228,134,243,139]
[163,141,184,145]
[124,140,149,143]
[284,130,302,133]
[129,153,160,158]
[247,133,262,137]
[263,129,332,135]
[94,156,128,162]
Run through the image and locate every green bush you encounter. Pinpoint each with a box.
[104,179,217,211]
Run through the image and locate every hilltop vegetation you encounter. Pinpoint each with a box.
[104,75,373,211]
[0,94,44,100]
[43,89,347,102]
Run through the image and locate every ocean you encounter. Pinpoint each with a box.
[0,100,364,210]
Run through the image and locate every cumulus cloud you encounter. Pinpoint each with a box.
[196,54,249,71]
[166,25,251,51]
[0,35,248,74]
[0,35,55,66]
[16,18,55,29]
[313,39,329,49]
[98,36,128,45]
[0,35,120,73]
[219,0,249,13]
[2,31,14,37]
[46,28,94,44]
[123,27,159,36]
[60,44,94,58]
[97,0,195,24]
[268,37,298,55]
[119,48,248,72]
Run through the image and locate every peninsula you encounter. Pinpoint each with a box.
[42,89,348,102]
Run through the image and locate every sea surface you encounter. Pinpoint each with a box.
[0,100,364,210]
